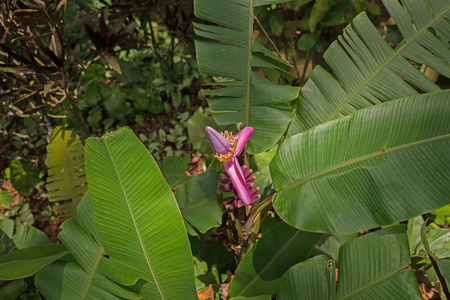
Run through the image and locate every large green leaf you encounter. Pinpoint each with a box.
[77,192,141,286]
[278,255,335,300]
[289,0,449,135]
[194,0,300,153]
[0,244,68,280]
[229,222,321,297]
[46,126,87,220]
[36,261,140,300]
[85,127,196,299]
[271,91,450,234]
[278,226,422,299]
[36,218,140,299]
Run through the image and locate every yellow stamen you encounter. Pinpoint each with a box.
[215,131,238,163]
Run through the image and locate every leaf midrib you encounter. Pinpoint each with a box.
[280,134,450,192]
[103,140,166,300]
[82,246,104,299]
[337,267,409,300]
[237,230,301,296]
[327,6,450,121]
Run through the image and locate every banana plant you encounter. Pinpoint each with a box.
[194,0,301,153]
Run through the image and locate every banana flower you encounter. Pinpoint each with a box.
[205,126,255,205]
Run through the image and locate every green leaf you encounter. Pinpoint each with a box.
[77,194,141,286]
[251,147,277,200]
[229,222,322,297]
[199,241,236,275]
[0,192,13,207]
[83,64,106,106]
[101,85,127,120]
[39,218,140,299]
[311,233,357,262]
[309,0,329,32]
[194,0,300,153]
[0,279,27,299]
[272,92,450,234]
[432,205,450,215]
[9,160,40,197]
[85,127,196,299]
[278,255,335,300]
[0,219,14,239]
[289,0,448,136]
[297,33,319,51]
[407,216,425,255]
[46,127,87,220]
[417,228,450,259]
[337,226,422,299]
[229,296,272,300]
[0,244,68,280]
[279,226,422,299]
[159,154,190,188]
[176,170,223,233]
[12,224,50,249]
[269,10,284,35]
[36,261,140,300]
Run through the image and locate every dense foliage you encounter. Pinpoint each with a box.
[0,0,449,299]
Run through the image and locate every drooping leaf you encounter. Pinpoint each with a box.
[45,126,87,220]
[36,218,140,299]
[77,193,141,286]
[36,261,140,300]
[85,127,196,299]
[289,0,449,136]
[0,244,68,280]
[272,92,450,234]
[194,0,300,153]
[229,222,322,297]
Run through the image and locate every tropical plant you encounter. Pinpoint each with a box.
[45,127,87,221]
[0,0,449,299]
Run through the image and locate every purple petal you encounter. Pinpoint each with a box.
[224,157,252,205]
[206,126,231,155]
[234,127,254,156]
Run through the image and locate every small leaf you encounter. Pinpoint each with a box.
[297,32,319,51]
[269,10,284,36]
[9,161,40,197]
[309,0,329,32]
[0,192,13,207]
[105,54,122,74]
